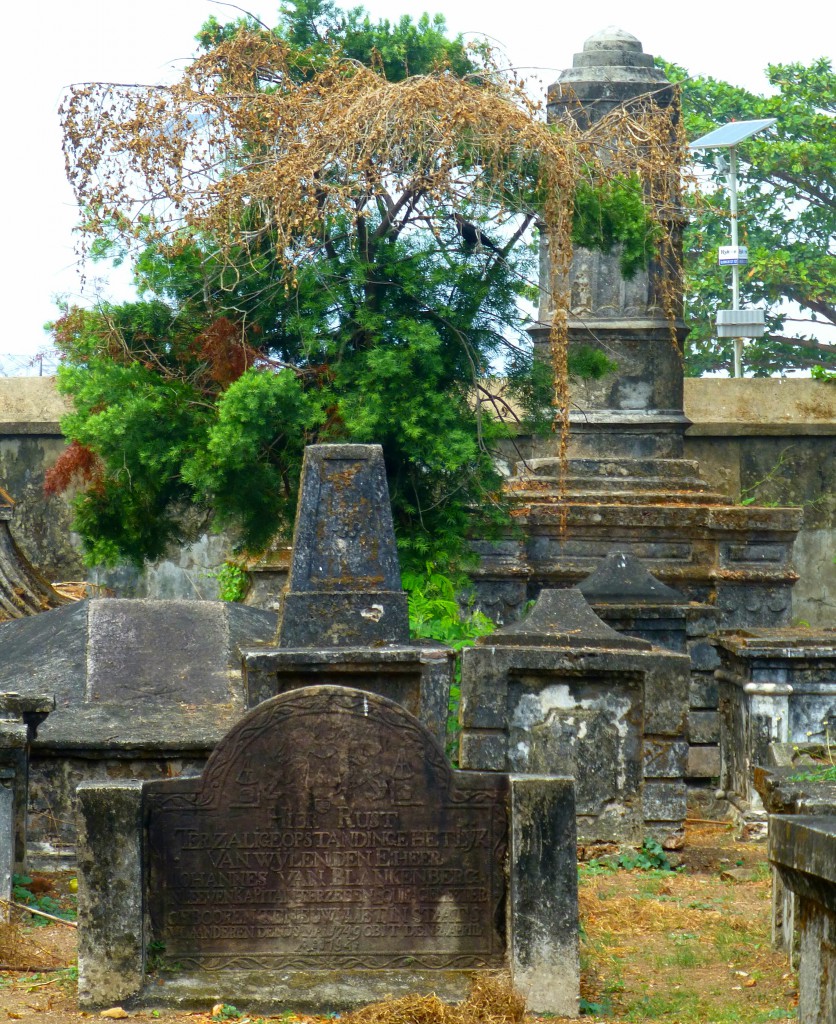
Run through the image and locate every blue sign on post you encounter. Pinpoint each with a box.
[718,245,749,266]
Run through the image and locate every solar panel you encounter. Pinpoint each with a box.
[689,118,777,150]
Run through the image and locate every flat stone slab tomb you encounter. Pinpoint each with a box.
[76,686,580,1016]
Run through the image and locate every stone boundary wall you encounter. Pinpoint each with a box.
[0,378,233,600]
[0,377,834,623]
[683,379,836,627]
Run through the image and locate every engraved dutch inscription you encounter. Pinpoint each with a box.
[146,687,508,971]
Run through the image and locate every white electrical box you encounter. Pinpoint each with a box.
[716,308,766,338]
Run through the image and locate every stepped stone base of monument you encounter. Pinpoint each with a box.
[474,450,801,788]
[475,453,801,625]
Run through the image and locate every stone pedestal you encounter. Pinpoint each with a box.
[243,645,454,751]
[459,588,690,844]
[243,444,454,748]
[537,27,684,460]
[770,815,836,1022]
[715,628,836,829]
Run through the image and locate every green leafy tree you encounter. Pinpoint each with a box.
[665,58,836,375]
[53,1,669,571]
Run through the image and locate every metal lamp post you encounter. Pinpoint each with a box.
[689,118,776,377]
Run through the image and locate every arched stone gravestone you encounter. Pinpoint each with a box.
[77,686,579,1015]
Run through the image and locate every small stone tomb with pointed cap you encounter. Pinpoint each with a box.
[460,589,691,844]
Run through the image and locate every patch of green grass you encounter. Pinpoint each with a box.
[713,920,763,963]
[55,964,79,994]
[789,765,836,782]
[580,995,612,1016]
[635,872,676,898]
[753,861,772,882]
[688,895,731,911]
[655,932,707,969]
[623,989,702,1020]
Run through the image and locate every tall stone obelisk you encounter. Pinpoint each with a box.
[532,27,689,459]
[476,29,800,632]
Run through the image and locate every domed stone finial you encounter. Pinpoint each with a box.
[558,25,665,81]
[582,26,644,53]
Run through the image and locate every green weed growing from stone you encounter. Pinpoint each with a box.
[403,566,495,762]
[211,560,251,603]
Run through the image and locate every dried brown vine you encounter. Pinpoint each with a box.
[60,30,688,456]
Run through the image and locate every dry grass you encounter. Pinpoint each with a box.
[345,976,525,1024]
[576,825,798,1022]
[0,918,67,971]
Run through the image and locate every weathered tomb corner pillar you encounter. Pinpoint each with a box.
[242,445,454,747]
[770,816,836,1022]
[277,444,409,647]
[76,781,144,1008]
[0,692,53,909]
[534,27,688,460]
[509,775,579,1016]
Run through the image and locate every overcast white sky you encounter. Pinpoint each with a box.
[3,0,831,362]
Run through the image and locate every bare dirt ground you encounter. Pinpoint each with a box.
[0,823,798,1024]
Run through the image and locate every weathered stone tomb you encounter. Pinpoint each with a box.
[459,588,690,845]
[755,745,836,960]
[0,597,277,865]
[715,627,836,826]
[77,686,579,1015]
